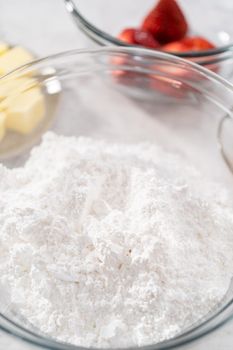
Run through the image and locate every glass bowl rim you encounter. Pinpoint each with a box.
[64,0,233,59]
[1,46,233,350]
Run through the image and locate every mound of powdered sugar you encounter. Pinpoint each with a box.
[0,132,233,347]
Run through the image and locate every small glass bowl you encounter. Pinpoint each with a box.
[64,0,233,78]
[1,47,233,350]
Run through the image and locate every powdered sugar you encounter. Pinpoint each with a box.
[0,132,233,347]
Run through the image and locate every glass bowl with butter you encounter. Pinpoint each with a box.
[1,47,233,349]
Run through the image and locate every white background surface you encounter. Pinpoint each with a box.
[0,1,233,349]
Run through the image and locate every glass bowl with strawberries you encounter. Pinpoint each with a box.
[64,0,233,78]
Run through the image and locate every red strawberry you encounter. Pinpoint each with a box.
[118,28,136,44]
[150,64,190,98]
[142,0,188,44]
[162,37,218,74]
[163,36,215,52]
[134,29,160,49]
[118,28,160,49]
[150,75,187,98]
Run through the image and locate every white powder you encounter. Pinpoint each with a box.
[0,132,233,348]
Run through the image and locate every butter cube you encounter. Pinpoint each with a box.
[0,77,37,100]
[0,46,34,76]
[0,112,6,141]
[0,42,9,56]
[6,88,45,134]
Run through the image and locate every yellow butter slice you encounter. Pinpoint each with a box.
[0,42,9,56]
[6,87,45,134]
[0,46,34,76]
[0,111,6,141]
[0,77,37,101]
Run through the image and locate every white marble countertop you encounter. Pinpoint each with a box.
[0,1,233,349]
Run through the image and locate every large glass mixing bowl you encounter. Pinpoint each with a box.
[0,47,233,350]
